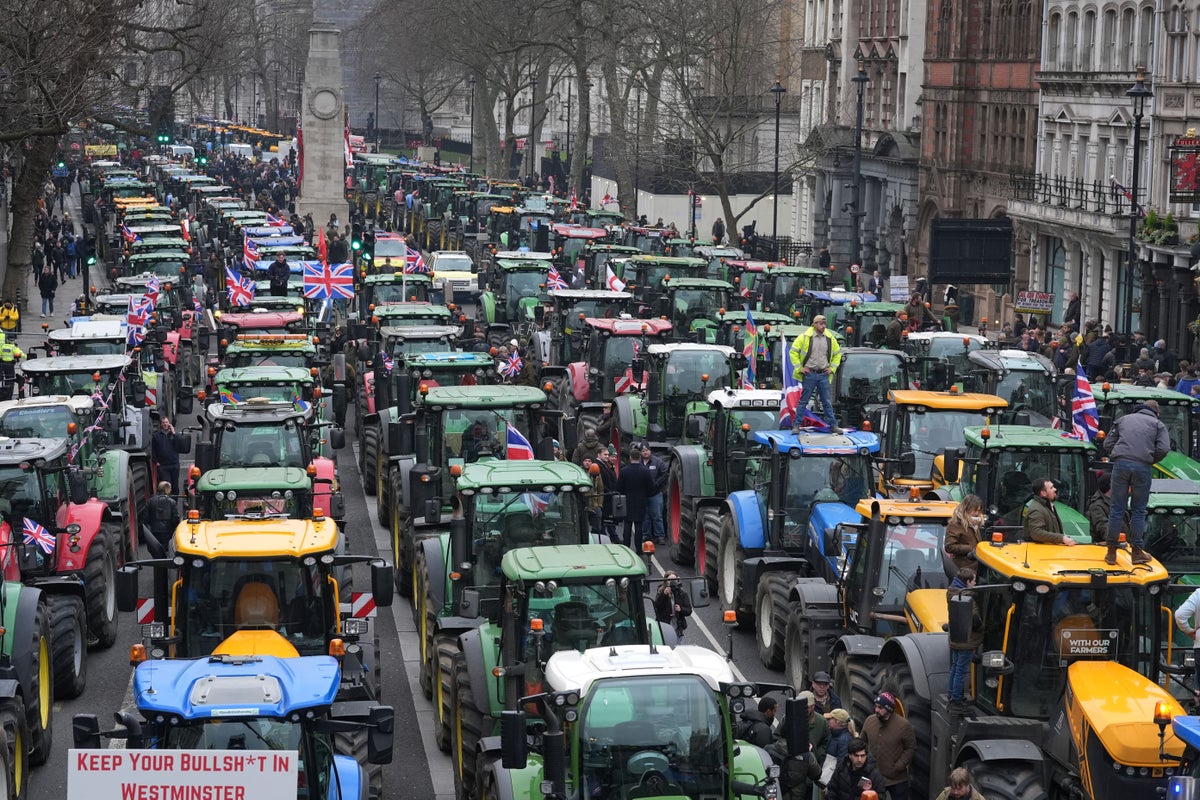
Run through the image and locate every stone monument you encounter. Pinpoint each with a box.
[297,23,348,226]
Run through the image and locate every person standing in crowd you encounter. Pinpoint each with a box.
[151,416,187,495]
[267,252,290,297]
[862,692,915,800]
[37,266,57,317]
[1104,399,1170,564]
[736,696,778,747]
[595,446,618,540]
[824,738,888,800]
[584,460,604,536]
[934,768,986,800]
[145,481,178,559]
[637,442,669,544]
[616,445,651,548]
[944,494,983,570]
[825,708,857,767]
[653,571,693,641]
[809,670,843,715]
[1024,478,1075,546]
[1087,472,1115,543]
[711,216,725,245]
[572,428,604,465]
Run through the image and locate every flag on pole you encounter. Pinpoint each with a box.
[1066,360,1100,440]
[243,238,260,270]
[547,266,568,291]
[777,335,827,430]
[296,117,304,185]
[316,226,328,265]
[265,212,286,227]
[506,423,534,460]
[500,351,524,378]
[742,308,759,389]
[605,264,626,292]
[600,193,615,207]
[22,518,55,554]
[180,218,191,242]
[570,192,579,211]
[121,225,141,244]
[302,261,355,300]
[1110,175,1146,218]
[404,245,429,274]
[225,266,256,306]
[143,275,160,307]
[522,492,552,515]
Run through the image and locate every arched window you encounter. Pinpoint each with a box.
[1138,4,1154,67]
[1015,0,1031,57]
[1081,11,1096,71]
[1047,12,1062,68]
[1101,9,1118,70]
[998,0,1015,57]
[1120,8,1136,71]
[1064,12,1079,69]
[938,0,953,57]
[981,0,992,56]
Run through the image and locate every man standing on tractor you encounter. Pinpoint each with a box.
[268,252,290,297]
[151,415,186,495]
[1103,399,1170,565]
[789,315,843,433]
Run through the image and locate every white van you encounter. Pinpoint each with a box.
[168,145,195,159]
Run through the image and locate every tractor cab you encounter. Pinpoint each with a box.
[193,466,315,521]
[379,325,462,360]
[724,260,828,314]
[538,290,633,369]
[20,354,150,445]
[480,257,556,331]
[904,331,990,391]
[832,348,911,426]
[359,271,432,313]
[839,301,909,347]
[579,244,643,287]
[658,277,732,343]
[793,289,877,330]
[370,302,454,331]
[962,349,1059,426]
[1092,383,1200,479]
[122,251,192,280]
[47,318,130,356]
[222,334,320,370]
[550,224,610,266]
[618,255,707,307]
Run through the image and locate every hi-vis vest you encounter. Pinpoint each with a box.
[0,304,18,331]
[0,343,23,362]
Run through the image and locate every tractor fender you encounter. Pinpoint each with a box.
[479,292,497,326]
[94,448,128,504]
[956,737,1045,765]
[28,577,85,600]
[613,394,636,436]
[791,577,839,609]
[432,616,485,636]
[879,633,950,704]
[808,502,861,562]
[475,743,536,800]
[396,457,417,509]
[741,556,809,597]
[313,456,337,503]
[730,738,773,786]
[419,535,448,615]
[10,585,44,707]
[332,353,347,384]
[725,490,766,549]
[456,627,493,719]
[58,500,110,573]
[832,634,886,662]
[670,444,708,498]
[329,754,367,800]
[163,331,181,366]
[377,406,398,457]
[362,372,376,416]
[566,362,590,403]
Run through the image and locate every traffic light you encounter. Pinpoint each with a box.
[351,221,363,252]
[56,160,65,169]
[157,132,170,144]
[197,155,208,166]
[363,228,376,261]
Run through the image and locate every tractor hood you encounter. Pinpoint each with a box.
[134,652,332,718]
[1066,661,1185,765]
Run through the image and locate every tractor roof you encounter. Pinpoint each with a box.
[726,260,823,275]
[706,388,781,409]
[628,255,705,268]
[381,325,462,341]
[1145,479,1200,510]
[551,225,608,238]
[50,319,127,341]
[0,395,95,417]
[420,385,547,408]
[225,335,316,353]
[583,244,641,254]
[205,400,308,424]
[501,543,647,582]
[174,517,339,558]
[585,317,672,336]
[962,425,1095,451]
[545,645,734,696]
[975,540,1170,584]
[133,655,340,719]
[753,429,880,455]
[646,343,736,358]
[801,289,876,304]
[402,351,494,369]
[855,498,958,519]
[373,303,452,319]
[1091,383,1200,406]
[196,466,311,493]
[115,273,181,289]
[888,389,1008,411]
[0,437,69,464]
[456,460,592,491]
[495,258,552,271]
[363,271,432,285]
[967,349,1056,372]
[905,331,989,346]
[717,310,795,327]
[20,354,131,373]
[845,301,908,314]
[492,251,555,262]
[218,310,304,327]
[215,366,314,384]
[666,277,732,290]
[548,289,631,302]
[692,246,744,257]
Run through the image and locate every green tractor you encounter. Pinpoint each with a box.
[479,255,557,344]
[484,645,790,800]
[724,259,829,316]
[1091,382,1200,481]
[414,460,596,749]
[838,300,909,347]
[658,276,734,344]
[963,348,1060,426]
[358,271,433,314]
[450,544,701,798]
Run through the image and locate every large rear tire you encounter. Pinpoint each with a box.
[832,649,883,731]
[785,607,828,692]
[45,594,87,700]
[696,507,720,590]
[451,652,486,800]
[961,758,1048,800]
[431,632,457,753]
[83,530,118,649]
[754,572,795,670]
[333,728,382,799]
[717,514,751,628]
[0,723,12,800]
[23,599,51,766]
[415,549,433,699]
[130,461,150,544]
[0,699,27,800]
[881,660,933,799]
[389,472,411,599]
[667,462,695,566]
[361,424,379,497]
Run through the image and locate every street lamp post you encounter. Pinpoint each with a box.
[850,59,870,275]
[770,79,786,260]
[528,76,537,182]
[633,85,642,220]
[1125,65,1152,339]
[274,64,280,132]
[373,72,382,153]
[565,80,572,191]
[468,76,476,173]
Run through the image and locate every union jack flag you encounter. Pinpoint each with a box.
[22,518,54,555]
[500,351,523,378]
[404,246,428,274]
[143,275,160,307]
[605,264,626,292]
[778,335,804,429]
[303,261,355,300]
[1067,359,1099,441]
[378,351,394,373]
[225,266,256,307]
[193,296,203,314]
[243,238,260,269]
[127,296,151,329]
[522,492,552,515]
[121,225,141,244]
[600,193,615,207]
[265,212,286,227]
[507,423,534,460]
[547,266,568,291]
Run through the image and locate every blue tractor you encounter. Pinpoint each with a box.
[715,428,880,669]
[73,655,395,799]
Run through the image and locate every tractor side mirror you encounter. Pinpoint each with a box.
[332,384,347,427]
[941,448,962,483]
[116,565,140,613]
[371,561,394,608]
[72,714,102,750]
[688,577,710,608]
[330,427,346,451]
[685,413,707,441]
[195,441,215,473]
[328,492,345,521]
[130,381,147,406]
[424,498,442,526]
[177,394,194,415]
[899,451,917,476]
[68,471,89,505]
[366,706,395,765]
[500,710,529,770]
[177,432,193,455]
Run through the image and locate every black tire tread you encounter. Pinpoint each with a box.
[0,698,28,800]
[698,507,720,590]
[452,652,486,800]
[755,571,795,670]
[667,463,695,566]
[23,599,50,766]
[432,632,457,753]
[333,728,382,799]
[45,594,87,700]
[361,424,379,496]
[415,549,433,700]
[717,514,751,627]
[961,758,1048,800]
[82,531,118,649]
[832,650,884,732]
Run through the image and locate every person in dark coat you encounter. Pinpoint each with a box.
[615,445,652,548]
[596,446,617,540]
[736,696,778,747]
[267,252,290,297]
[946,568,983,711]
[146,481,178,558]
[151,416,187,495]
[1085,333,1112,381]
[825,737,889,800]
[1103,400,1170,564]
[1063,292,1081,329]
[653,571,693,641]
[37,267,58,317]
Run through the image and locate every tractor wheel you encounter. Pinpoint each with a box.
[881,660,932,798]
[476,756,500,800]
[451,652,486,800]
[961,758,1048,800]
[431,632,457,753]
[130,461,150,540]
[23,599,51,766]
[0,698,27,800]
[374,450,389,526]
[361,425,379,497]
[667,461,695,566]
[390,478,412,600]
[784,607,817,692]
[414,550,432,699]
[696,507,721,591]
[334,728,383,800]
[45,594,87,700]
[717,514,751,628]
[832,649,883,731]
[83,530,118,649]
[0,724,11,800]
[754,571,795,670]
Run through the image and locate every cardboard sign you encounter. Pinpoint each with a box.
[68,749,298,800]
[889,275,910,302]
[1015,290,1055,315]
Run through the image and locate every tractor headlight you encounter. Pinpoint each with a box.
[343,618,368,636]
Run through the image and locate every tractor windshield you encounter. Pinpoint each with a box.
[671,289,725,330]
[203,490,303,520]
[662,351,732,395]
[1112,402,1193,454]
[0,465,49,525]
[26,369,117,397]
[163,718,332,799]
[901,409,991,480]
[179,557,333,657]
[391,338,454,358]
[64,339,127,356]
[372,283,429,304]
[220,383,306,403]
[968,449,1087,522]
[994,370,1056,422]
[781,455,873,542]
[836,354,905,406]
[577,674,725,799]
[876,520,949,607]
[1003,584,1155,719]
[523,579,642,655]
[217,421,307,469]
[505,271,548,319]
[468,491,581,589]
[0,405,75,439]
[227,352,313,369]
[1143,510,1200,568]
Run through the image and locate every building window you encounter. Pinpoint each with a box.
[979,104,989,164]
[1047,12,1061,68]
[1064,12,1078,70]
[1081,11,1096,72]
[1138,5,1154,68]
[1044,237,1066,323]
[1120,8,1135,70]
[1102,10,1118,70]
[997,0,1013,57]
[1017,108,1027,167]
[938,0,953,57]
[1016,0,1031,58]
[981,0,992,56]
